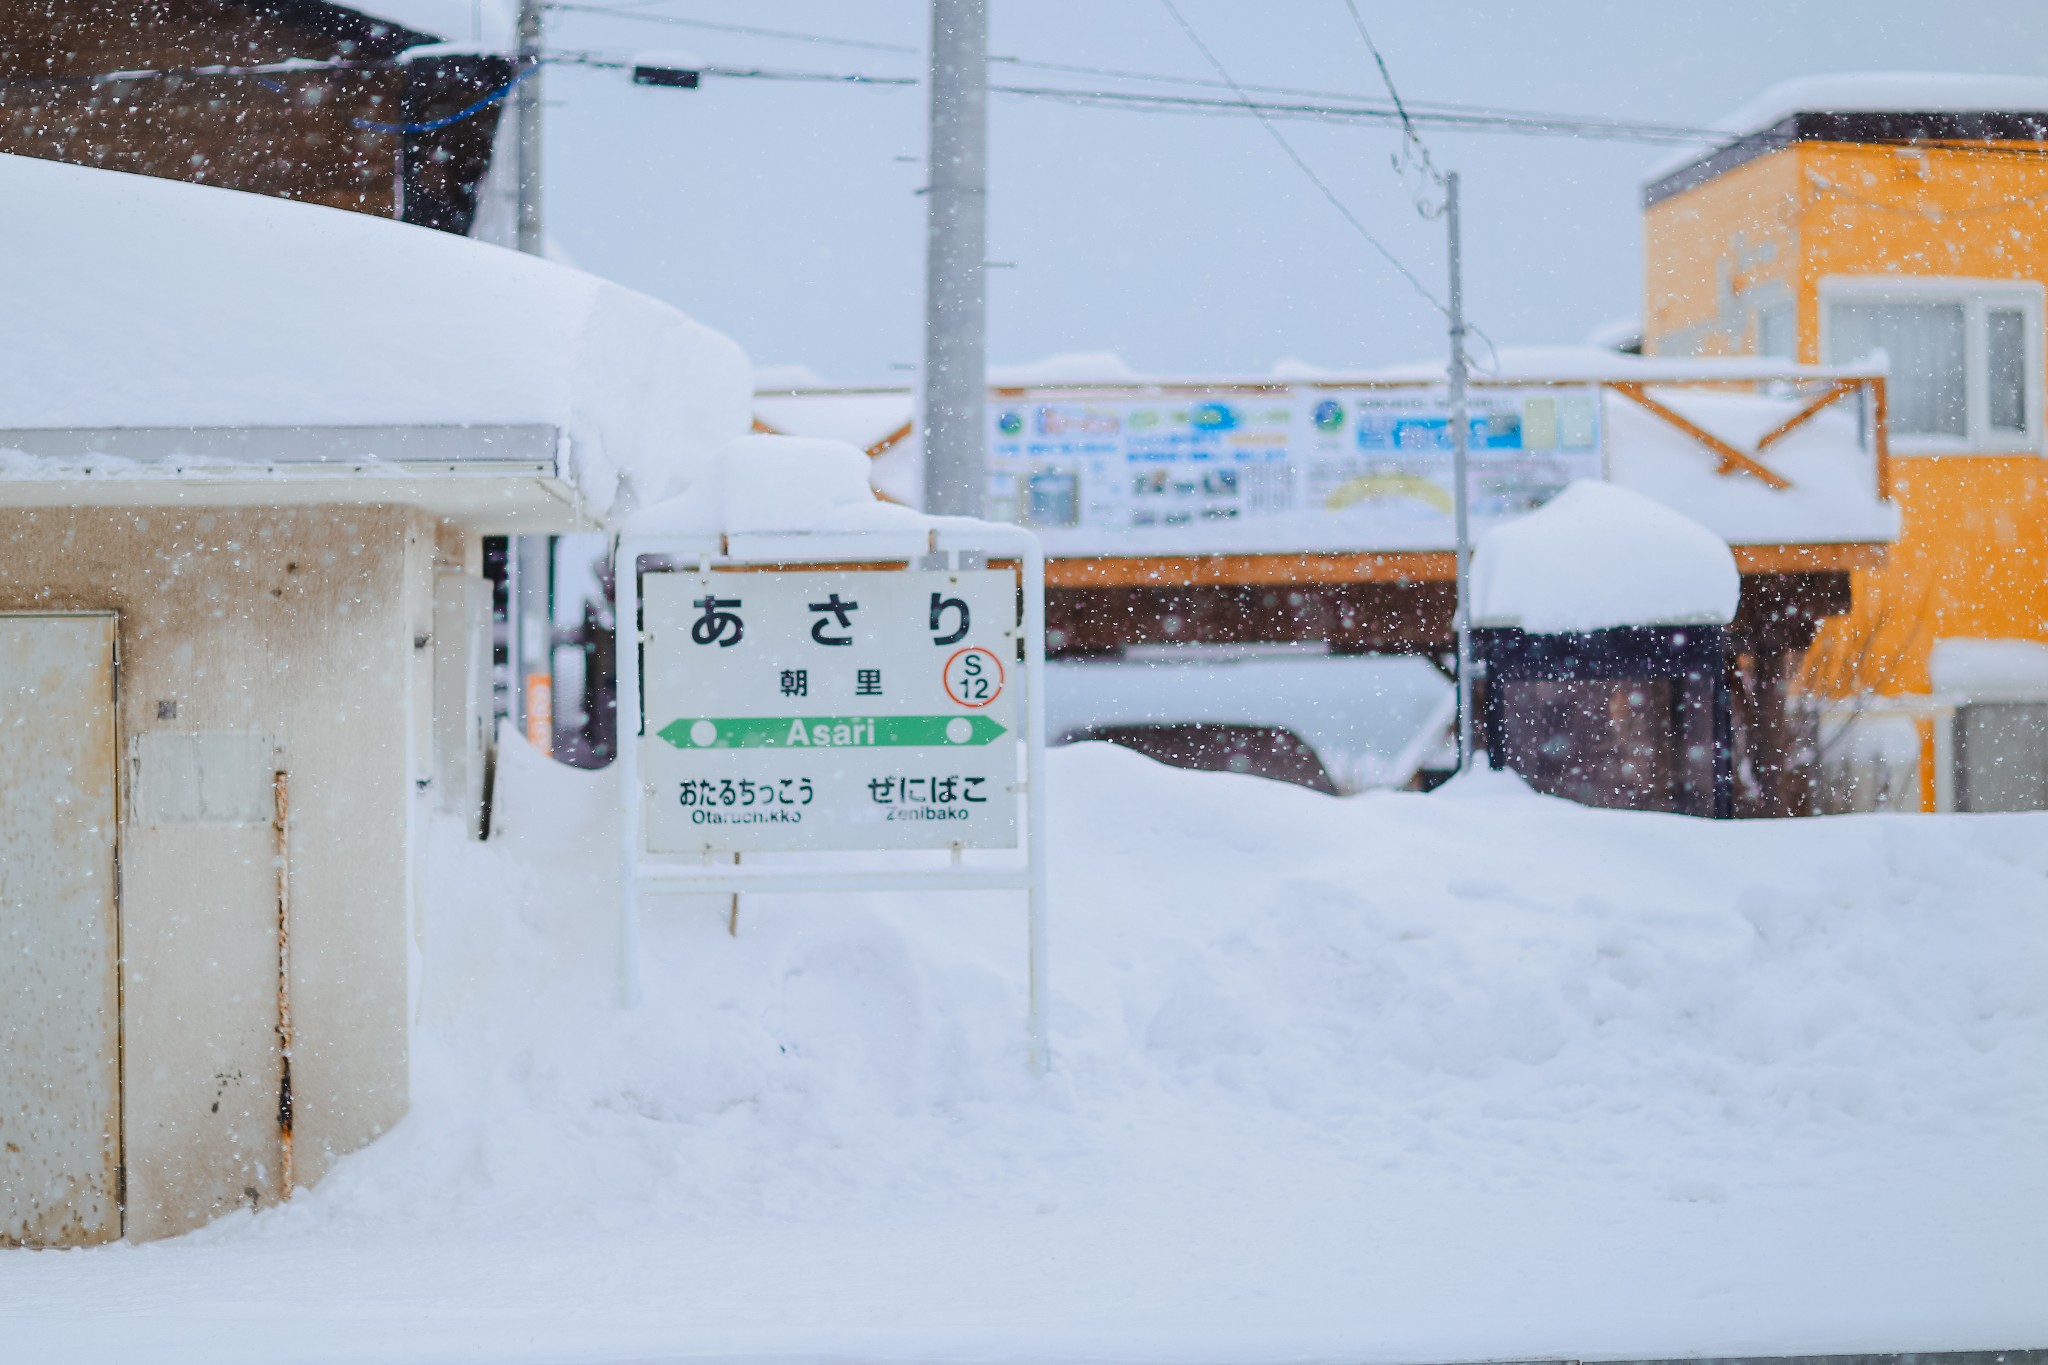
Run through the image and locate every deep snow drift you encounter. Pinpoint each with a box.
[7,740,2048,1363]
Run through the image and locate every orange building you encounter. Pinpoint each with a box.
[1644,74,2048,809]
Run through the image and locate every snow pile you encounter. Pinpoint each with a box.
[1045,650,1450,792]
[0,154,751,520]
[1930,636,2048,701]
[988,351,1149,386]
[620,433,929,538]
[7,739,2048,1360]
[1604,385,1901,546]
[1472,479,1741,633]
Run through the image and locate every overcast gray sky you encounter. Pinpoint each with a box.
[539,2,2048,383]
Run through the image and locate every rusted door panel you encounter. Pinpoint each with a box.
[0,613,122,1247]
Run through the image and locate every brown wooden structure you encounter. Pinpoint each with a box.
[0,1,508,235]
[759,368,1894,817]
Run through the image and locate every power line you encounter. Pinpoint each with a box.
[351,62,540,133]
[1152,0,1448,316]
[987,82,1719,147]
[545,4,1727,146]
[552,50,916,86]
[1340,0,1439,183]
[991,53,1723,143]
[543,4,920,55]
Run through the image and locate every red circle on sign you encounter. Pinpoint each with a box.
[943,646,1005,708]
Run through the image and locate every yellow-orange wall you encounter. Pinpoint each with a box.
[1645,139,2048,704]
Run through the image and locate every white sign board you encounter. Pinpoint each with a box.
[639,568,1020,855]
[984,385,1604,532]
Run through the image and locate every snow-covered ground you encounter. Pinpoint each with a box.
[7,740,2048,1363]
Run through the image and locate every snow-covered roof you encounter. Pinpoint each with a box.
[0,154,750,528]
[1716,71,2048,135]
[1361,344,1882,386]
[1647,71,2048,187]
[1929,637,2048,702]
[990,351,1148,387]
[1471,481,1740,633]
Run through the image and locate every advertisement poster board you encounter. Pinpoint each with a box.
[985,385,1603,534]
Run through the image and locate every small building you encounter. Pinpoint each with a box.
[0,151,747,1245]
[1643,72,2048,809]
[1471,481,1743,815]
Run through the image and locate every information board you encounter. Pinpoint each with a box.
[984,385,1603,533]
[639,568,1020,855]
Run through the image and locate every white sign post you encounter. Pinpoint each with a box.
[615,523,1049,1072]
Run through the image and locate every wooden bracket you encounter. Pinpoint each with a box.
[863,420,915,459]
[1608,381,1793,490]
[1756,380,1855,451]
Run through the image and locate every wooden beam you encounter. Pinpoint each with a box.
[1872,376,1893,501]
[1608,381,1793,490]
[1045,552,1457,589]
[1731,542,1887,573]
[1043,542,1887,590]
[1755,380,1855,451]
[863,420,915,459]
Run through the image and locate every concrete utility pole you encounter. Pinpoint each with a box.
[921,0,988,517]
[514,0,544,256]
[1445,170,1477,773]
[512,0,551,745]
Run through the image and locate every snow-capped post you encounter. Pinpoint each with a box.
[921,0,988,516]
[617,437,1050,1074]
[1445,170,1477,774]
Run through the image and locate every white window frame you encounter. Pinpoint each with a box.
[1819,275,2045,455]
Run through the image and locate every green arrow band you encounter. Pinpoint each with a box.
[657,714,1008,750]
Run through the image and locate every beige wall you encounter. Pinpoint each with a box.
[0,503,449,1239]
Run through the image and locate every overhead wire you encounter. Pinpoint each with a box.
[1151,0,1449,317]
[542,4,919,55]
[547,1,1724,145]
[1340,0,1439,186]
[985,82,1720,146]
[1326,4,1499,369]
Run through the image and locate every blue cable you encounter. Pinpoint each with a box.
[349,61,542,135]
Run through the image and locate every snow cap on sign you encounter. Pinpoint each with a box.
[621,434,927,538]
[1471,480,1740,633]
[1929,637,2048,702]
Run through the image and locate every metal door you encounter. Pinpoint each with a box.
[0,613,122,1246]
[121,730,283,1238]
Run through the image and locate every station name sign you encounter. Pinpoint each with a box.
[639,568,1020,855]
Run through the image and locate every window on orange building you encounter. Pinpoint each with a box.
[1827,301,1967,437]
[1822,278,2043,452]
[1987,309,2029,435]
